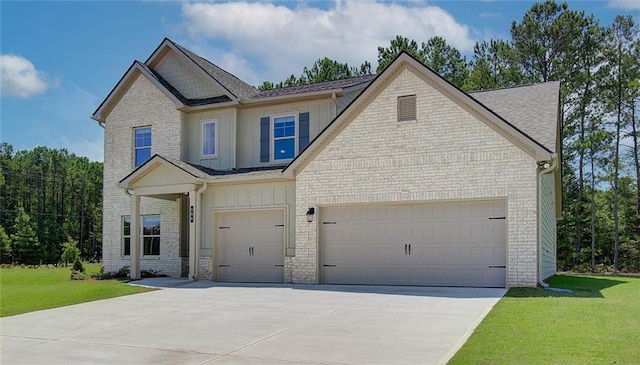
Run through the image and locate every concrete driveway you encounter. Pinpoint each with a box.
[0,280,505,365]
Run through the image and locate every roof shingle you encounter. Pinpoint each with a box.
[470,82,560,152]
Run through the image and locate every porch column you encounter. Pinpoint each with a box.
[188,190,197,279]
[130,194,141,280]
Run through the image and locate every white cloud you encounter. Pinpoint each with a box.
[180,1,477,84]
[607,0,640,10]
[0,54,50,98]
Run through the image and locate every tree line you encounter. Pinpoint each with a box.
[0,143,103,265]
[262,1,639,272]
[1,1,637,272]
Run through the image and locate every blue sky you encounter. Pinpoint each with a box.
[1,0,638,162]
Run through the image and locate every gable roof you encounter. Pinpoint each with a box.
[91,61,185,123]
[284,52,558,175]
[167,40,259,100]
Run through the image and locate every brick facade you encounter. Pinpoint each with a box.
[102,74,184,276]
[293,68,539,287]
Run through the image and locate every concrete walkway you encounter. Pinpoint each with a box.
[0,281,505,364]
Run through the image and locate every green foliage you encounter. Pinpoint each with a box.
[377,35,424,72]
[61,239,80,267]
[258,57,371,90]
[450,275,640,364]
[0,264,152,317]
[0,226,11,264]
[0,143,102,265]
[10,207,42,266]
[72,257,85,273]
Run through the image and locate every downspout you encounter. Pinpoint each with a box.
[193,181,208,280]
[537,153,558,288]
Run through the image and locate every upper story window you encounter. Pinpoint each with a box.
[273,115,297,161]
[397,95,417,122]
[260,112,309,163]
[202,120,217,158]
[134,126,152,167]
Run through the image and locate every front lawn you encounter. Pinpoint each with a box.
[449,274,640,364]
[0,263,152,317]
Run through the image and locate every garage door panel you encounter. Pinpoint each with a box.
[322,201,506,287]
[218,210,284,283]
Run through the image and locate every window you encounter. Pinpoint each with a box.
[272,115,296,161]
[202,121,217,157]
[397,95,417,122]
[134,126,152,167]
[123,216,131,256]
[122,215,161,256]
[142,216,161,256]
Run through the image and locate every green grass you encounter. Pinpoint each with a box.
[449,274,640,365]
[0,263,153,317]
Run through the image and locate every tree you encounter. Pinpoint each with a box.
[61,239,80,267]
[377,35,424,72]
[467,39,523,91]
[603,15,639,270]
[0,226,11,264]
[10,207,41,265]
[259,57,372,90]
[421,36,469,89]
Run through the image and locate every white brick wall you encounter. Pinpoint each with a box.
[294,68,539,287]
[102,74,184,277]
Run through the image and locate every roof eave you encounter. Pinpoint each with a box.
[91,62,184,123]
[119,154,201,190]
[285,52,555,175]
[162,39,240,101]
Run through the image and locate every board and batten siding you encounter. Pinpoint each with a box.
[197,182,296,281]
[155,52,224,99]
[294,66,540,287]
[236,101,335,168]
[184,109,236,170]
[540,172,557,280]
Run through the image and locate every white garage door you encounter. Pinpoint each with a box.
[321,201,506,287]
[217,210,284,283]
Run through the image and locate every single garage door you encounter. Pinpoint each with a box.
[321,201,506,287]
[217,210,284,283]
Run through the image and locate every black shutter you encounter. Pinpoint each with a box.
[260,116,270,162]
[299,112,310,151]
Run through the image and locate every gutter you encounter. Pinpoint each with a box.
[537,153,558,288]
[193,181,208,280]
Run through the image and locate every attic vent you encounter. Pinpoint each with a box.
[397,95,417,122]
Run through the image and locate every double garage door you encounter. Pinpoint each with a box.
[217,210,284,283]
[322,200,506,287]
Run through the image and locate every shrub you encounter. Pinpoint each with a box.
[141,269,167,278]
[61,240,80,267]
[72,257,85,273]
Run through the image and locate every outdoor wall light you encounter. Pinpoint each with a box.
[306,207,315,223]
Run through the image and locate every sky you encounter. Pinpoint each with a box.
[1,0,638,162]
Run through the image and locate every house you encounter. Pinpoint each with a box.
[92,38,561,288]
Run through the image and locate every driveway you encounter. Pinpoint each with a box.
[0,280,505,364]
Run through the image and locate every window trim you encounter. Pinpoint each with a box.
[270,114,298,163]
[121,215,161,257]
[122,216,131,256]
[201,119,219,158]
[133,126,152,167]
